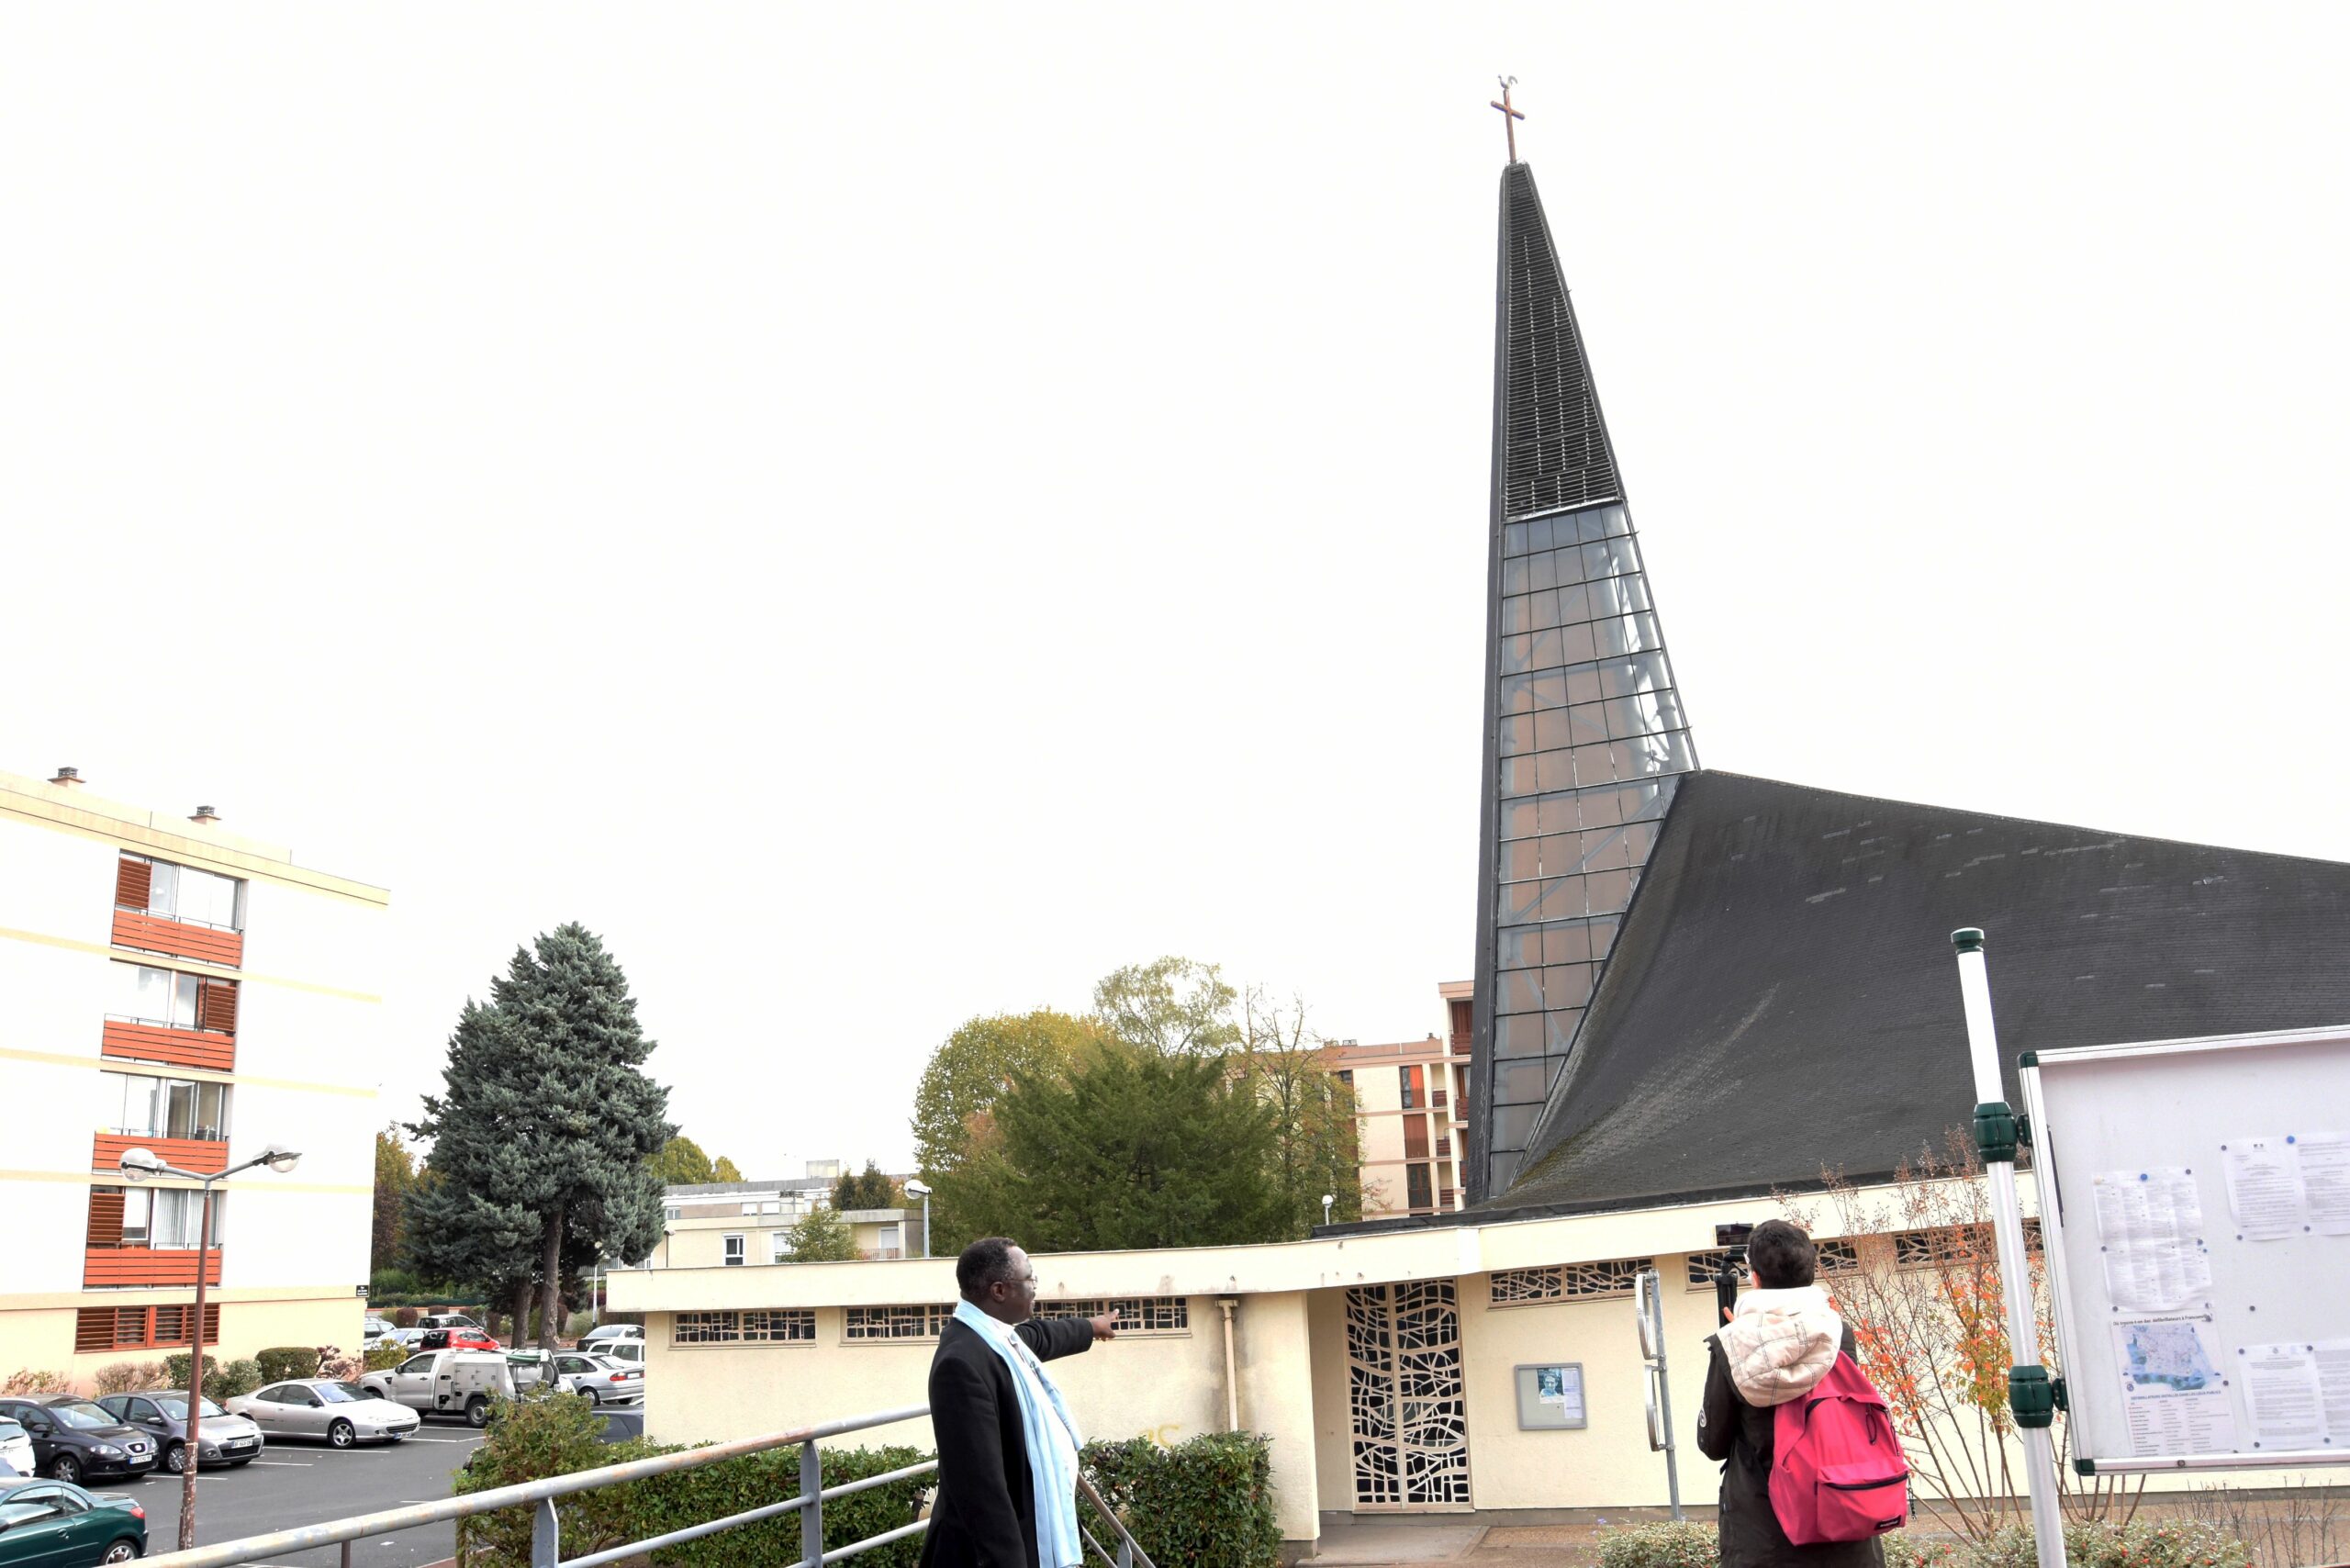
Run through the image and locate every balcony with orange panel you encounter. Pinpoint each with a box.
[84,1248,222,1288]
[110,909,244,968]
[100,1020,234,1074]
[91,1133,229,1177]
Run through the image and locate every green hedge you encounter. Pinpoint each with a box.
[256,1347,322,1383]
[453,1394,929,1568]
[1598,1520,2249,1568]
[1081,1433,1281,1568]
[162,1355,261,1402]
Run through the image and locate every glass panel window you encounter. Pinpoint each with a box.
[124,858,245,931]
[722,1234,745,1266]
[140,1190,224,1249]
[121,1189,151,1246]
[107,1074,229,1141]
[1405,1164,1434,1210]
[146,862,179,920]
[770,1232,789,1264]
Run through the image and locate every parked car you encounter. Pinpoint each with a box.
[225,1382,419,1449]
[417,1326,500,1353]
[95,1393,263,1473]
[0,1476,146,1566]
[415,1313,485,1331]
[0,1420,32,1479]
[361,1316,396,1345]
[548,1353,643,1406]
[597,1339,645,1368]
[0,1400,158,1486]
[359,1351,540,1428]
[576,1324,643,1353]
[379,1327,428,1350]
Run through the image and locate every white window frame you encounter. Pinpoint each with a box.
[769,1231,789,1264]
[123,856,246,933]
[722,1233,746,1266]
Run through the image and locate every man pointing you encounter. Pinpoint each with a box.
[920,1237,1117,1568]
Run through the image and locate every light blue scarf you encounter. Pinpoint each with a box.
[952,1299,1084,1568]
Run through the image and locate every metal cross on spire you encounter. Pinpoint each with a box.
[1490,75,1525,162]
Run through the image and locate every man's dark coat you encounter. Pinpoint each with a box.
[917,1313,1095,1568]
[1695,1324,1885,1568]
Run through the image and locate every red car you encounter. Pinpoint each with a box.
[418,1327,499,1352]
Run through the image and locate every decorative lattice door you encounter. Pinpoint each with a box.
[1344,1280,1472,1510]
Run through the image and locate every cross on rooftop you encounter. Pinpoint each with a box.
[1490,76,1525,162]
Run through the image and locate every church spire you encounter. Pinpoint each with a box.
[1465,161,1699,1204]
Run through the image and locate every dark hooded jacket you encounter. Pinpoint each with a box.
[1695,1287,1886,1568]
[917,1313,1094,1568]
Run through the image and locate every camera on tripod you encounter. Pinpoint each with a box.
[1713,1222,1754,1325]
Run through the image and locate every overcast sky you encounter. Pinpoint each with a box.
[6,6,2346,1177]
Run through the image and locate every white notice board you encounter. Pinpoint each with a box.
[2022,1025,2350,1473]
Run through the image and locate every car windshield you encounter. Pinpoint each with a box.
[153,1396,228,1419]
[317,1383,372,1404]
[46,1401,118,1430]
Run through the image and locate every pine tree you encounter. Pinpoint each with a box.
[786,1204,859,1261]
[408,924,674,1347]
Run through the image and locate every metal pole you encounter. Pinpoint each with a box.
[180,1181,215,1551]
[1952,930,2065,1568]
[799,1439,823,1568]
[922,1195,931,1260]
[1639,1271,1684,1522]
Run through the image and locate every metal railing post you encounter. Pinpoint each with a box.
[799,1439,823,1568]
[531,1496,561,1568]
[1117,1537,1134,1568]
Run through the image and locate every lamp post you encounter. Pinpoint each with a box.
[121,1142,300,1551]
[903,1180,932,1259]
[1320,1193,1334,1227]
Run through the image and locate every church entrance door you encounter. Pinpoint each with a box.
[1344,1279,1472,1510]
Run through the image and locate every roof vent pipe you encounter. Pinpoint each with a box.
[190,806,220,824]
[50,767,82,787]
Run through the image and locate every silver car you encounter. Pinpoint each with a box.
[549,1353,643,1406]
[0,1419,31,1478]
[226,1381,419,1449]
[95,1393,263,1473]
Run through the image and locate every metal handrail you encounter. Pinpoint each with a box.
[134,1397,1162,1568]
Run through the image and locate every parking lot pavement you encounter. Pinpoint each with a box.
[128,1421,487,1568]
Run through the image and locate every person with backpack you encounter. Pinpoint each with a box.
[1696,1220,1908,1568]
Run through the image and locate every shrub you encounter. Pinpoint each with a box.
[1597,1520,1721,1568]
[1082,1432,1281,1568]
[256,1347,321,1383]
[1,1371,71,1396]
[370,1268,419,1298]
[565,1311,595,1341]
[364,1344,408,1372]
[317,1345,365,1380]
[92,1361,167,1396]
[395,1306,421,1328]
[1605,1521,2247,1568]
[453,1394,930,1568]
[165,1355,263,1402]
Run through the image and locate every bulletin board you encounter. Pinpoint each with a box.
[2022,1025,2350,1473]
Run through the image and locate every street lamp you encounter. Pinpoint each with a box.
[122,1142,300,1551]
[1320,1193,1335,1227]
[903,1179,932,1260]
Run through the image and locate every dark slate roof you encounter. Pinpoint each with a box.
[1497,163,1620,517]
[1477,770,2350,1221]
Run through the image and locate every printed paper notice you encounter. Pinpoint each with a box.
[2316,1341,2350,1448]
[2092,1167,2212,1312]
[2237,1342,2330,1450]
[2298,1133,2350,1235]
[2221,1137,2308,1239]
[2114,1318,2239,1458]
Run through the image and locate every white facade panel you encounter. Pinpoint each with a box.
[0,939,112,1060]
[0,818,114,944]
[234,983,384,1093]
[0,1169,92,1295]
[240,881,385,998]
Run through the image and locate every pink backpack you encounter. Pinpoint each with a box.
[1769,1352,1910,1544]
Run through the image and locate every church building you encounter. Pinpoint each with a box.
[610,142,2350,1553]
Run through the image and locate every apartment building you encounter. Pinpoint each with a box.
[1327,981,1473,1219]
[646,1165,919,1267]
[0,767,386,1380]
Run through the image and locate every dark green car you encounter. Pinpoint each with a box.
[0,1477,146,1565]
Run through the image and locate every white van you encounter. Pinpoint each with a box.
[361,1350,546,1428]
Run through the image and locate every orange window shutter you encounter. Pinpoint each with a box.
[87,1189,126,1247]
[75,1308,115,1354]
[199,980,239,1034]
[116,857,152,910]
[203,1303,220,1340]
[115,1307,150,1348]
